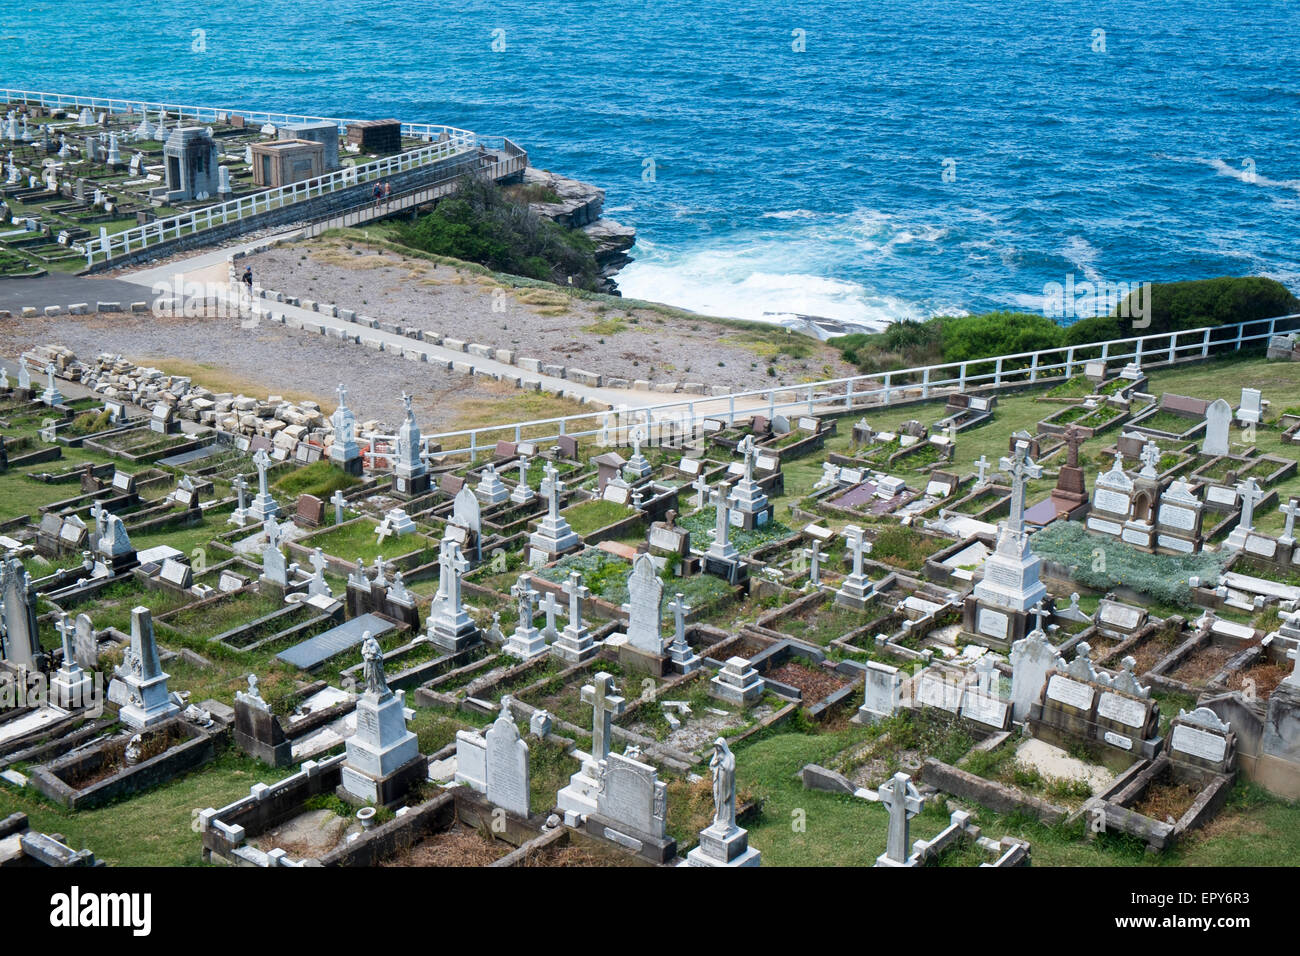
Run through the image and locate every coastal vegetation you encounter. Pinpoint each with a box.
[829,276,1300,376]
[392,175,604,291]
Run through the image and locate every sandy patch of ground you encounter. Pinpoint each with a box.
[1014,738,1116,793]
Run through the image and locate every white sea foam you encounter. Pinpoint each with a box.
[618,208,952,333]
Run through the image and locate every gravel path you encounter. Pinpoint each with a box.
[0,311,528,431]
[247,236,855,390]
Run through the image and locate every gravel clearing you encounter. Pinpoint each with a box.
[247,235,855,390]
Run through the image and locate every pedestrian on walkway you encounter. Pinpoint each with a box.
[242,266,253,294]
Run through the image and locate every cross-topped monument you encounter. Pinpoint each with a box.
[502,573,548,658]
[876,772,924,866]
[581,672,626,763]
[974,455,990,486]
[248,448,280,522]
[1280,496,1300,546]
[803,540,822,587]
[529,460,580,563]
[552,570,596,664]
[692,472,710,510]
[835,524,874,609]
[563,571,588,631]
[1226,477,1265,551]
[998,440,1042,534]
[426,534,479,652]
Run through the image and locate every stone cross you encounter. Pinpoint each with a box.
[580,672,626,762]
[1279,497,1300,544]
[1236,478,1264,533]
[541,461,562,522]
[974,455,990,486]
[541,590,560,635]
[517,456,530,490]
[232,474,247,512]
[562,571,588,630]
[692,473,710,509]
[252,448,271,499]
[1139,441,1161,477]
[803,540,821,586]
[331,489,347,524]
[877,772,924,865]
[844,524,871,580]
[738,434,756,482]
[1032,602,1049,635]
[630,426,644,459]
[512,575,538,628]
[56,610,76,662]
[998,440,1042,534]
[668,592,691,644]
[438,535,469,609]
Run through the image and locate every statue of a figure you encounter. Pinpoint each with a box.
[361,632,387,696]
[709,736,737,831]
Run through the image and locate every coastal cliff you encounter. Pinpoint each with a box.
[519,167,635,295]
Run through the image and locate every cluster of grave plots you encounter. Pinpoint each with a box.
[6,349,1300,869]
[0,98,428,275]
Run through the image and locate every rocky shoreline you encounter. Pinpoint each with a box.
[518,167,636,295]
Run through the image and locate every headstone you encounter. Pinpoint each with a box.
[341,633,425,805]
[0,557,42,669]
[483,696,531,817]
[855,660,903,723]
[110,607,181,731]
[1201,398,1232,457]
[620,553,665,657]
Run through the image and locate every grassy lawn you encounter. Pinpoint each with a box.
[0,750,296,867]
[300,518,433,565]
[560,498,634,536]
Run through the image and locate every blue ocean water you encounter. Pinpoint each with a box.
[3,0,1298,329]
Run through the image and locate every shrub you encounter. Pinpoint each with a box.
[394,175,602,290]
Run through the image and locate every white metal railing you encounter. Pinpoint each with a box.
[419,313,1300,463]
[0,87,474,143]
[80,137,477,265]
[297,147,527,237]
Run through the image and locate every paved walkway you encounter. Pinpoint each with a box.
[0,274,153,313]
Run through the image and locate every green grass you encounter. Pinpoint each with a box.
[0,749,295,866]
[560,498,634,536]
[301,518,432,565]
[271,458,360,500]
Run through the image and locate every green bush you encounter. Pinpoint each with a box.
[394,175,602,290]
[1065,276,1300,345]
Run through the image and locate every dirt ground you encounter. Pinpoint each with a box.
[247,236,855,389]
